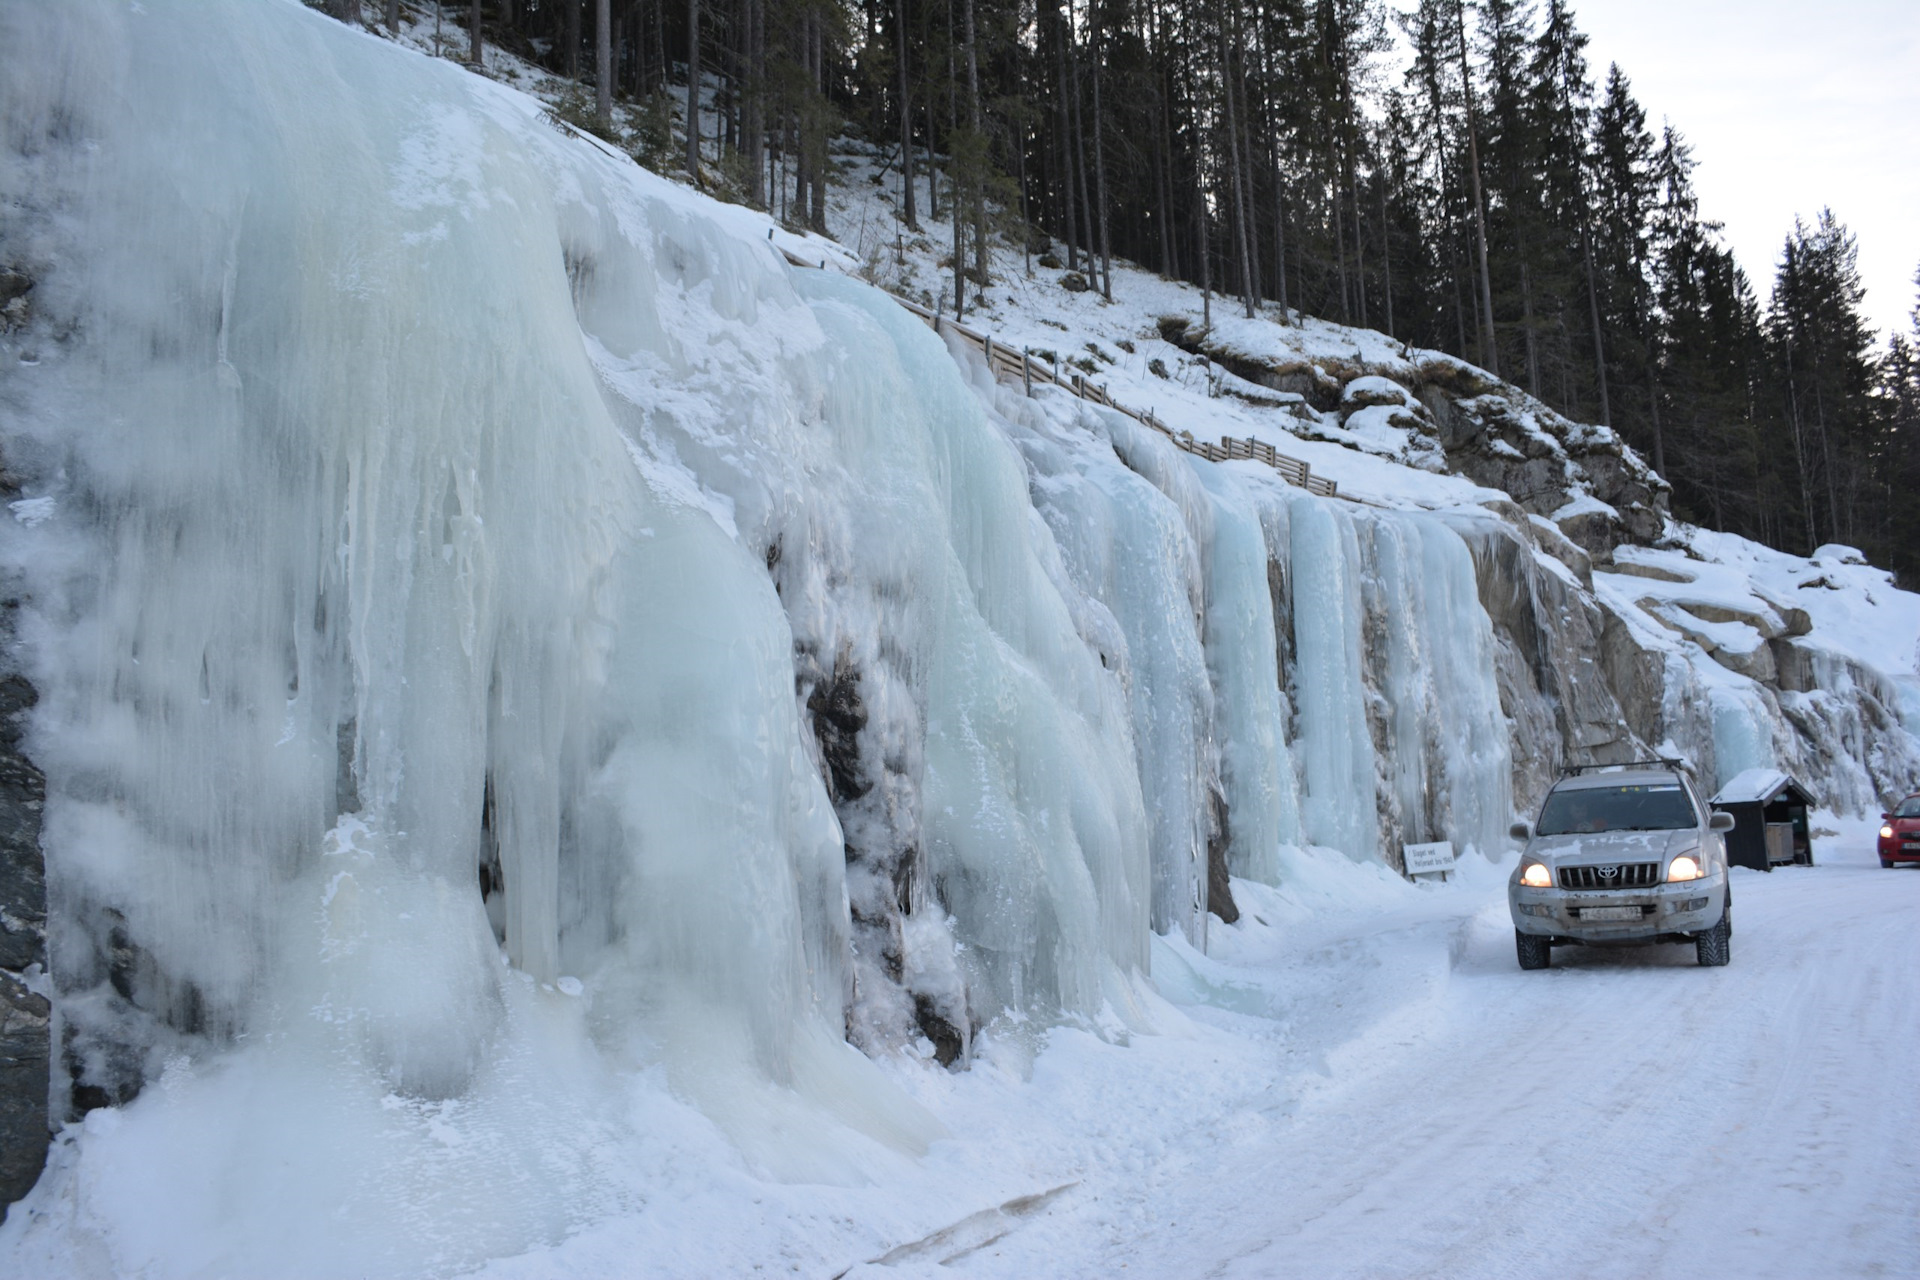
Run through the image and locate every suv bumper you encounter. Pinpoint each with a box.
[1509,873,1727,943]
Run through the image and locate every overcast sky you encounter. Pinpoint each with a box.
[1569,0,1919,342]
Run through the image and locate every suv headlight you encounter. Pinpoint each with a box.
[1520,861,1553,888]
[1667,854,1704,882]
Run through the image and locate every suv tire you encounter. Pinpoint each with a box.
[1515,930,1551,970]
[1695,910,1731,967]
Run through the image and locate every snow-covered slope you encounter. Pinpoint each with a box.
[0,1,1915,1274]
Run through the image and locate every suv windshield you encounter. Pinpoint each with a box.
[1896,796,1920,818]
[1536,783,1696,835]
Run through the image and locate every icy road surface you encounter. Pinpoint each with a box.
[834,819,1920,1280]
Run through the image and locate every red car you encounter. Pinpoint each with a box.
[1881,795,1920,867]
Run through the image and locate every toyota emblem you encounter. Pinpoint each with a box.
[1596,864,1619,879]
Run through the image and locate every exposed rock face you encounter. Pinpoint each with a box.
[1170,320,1671,560]
[1440,511,1653,815]
[1205,784,1239,925]
[808,664,872,802]
[789,635,974,1068]
[0,972,49,1210]
[0,599,48,1211]
[1159,323,1919,827]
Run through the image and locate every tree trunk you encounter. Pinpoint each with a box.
[1782,326,1818,551]
[685,0,702,182]
[1648,373,1667,479]
[1379,171,1394,339]
[470,0,483,63]
[1257,13,1288,321]
[795,23,812,224]
[1066,5,1096,280]
[1582,222,1611,425]
[1220,33,1256,319]
[654,0,668,95]
[927,101,940,221]
[809,16,825,231]
[1455,0,1499,377]
[1350,159,1366,328]
[896,0,918,229]
[595,0,612,130]
[1274,181,1290,322]
[746,0,764,207]
[1341,46,1364,328]
[1451,240,1470,354]
[1331,151,1349,323]
[964,0,987,291]
[1054,15,1075,269]
[1813,383,1840,541]
[1018,122,1032,276]
[1090,7,1111,299]
[1520,252,1540,396]
[1155,70,1176,277]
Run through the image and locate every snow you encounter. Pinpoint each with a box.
[1552,491,1619,521]
[864,815,1919,1280]
[1712,767,1795,805]
[1687,530,1920,681]
[7,497,54,527]
[1339,374,1417,407]
[0,1,1916,1276]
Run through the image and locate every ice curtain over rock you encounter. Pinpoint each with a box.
[0,2,1915,1275]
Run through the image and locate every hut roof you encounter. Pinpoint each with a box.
[1711,768,1813,807]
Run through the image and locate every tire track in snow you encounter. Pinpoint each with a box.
[943,851,1920,1279]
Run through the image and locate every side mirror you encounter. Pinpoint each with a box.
[1709,811,1735,832]
[1509,821,1532,841]
[1884,813,1893,822]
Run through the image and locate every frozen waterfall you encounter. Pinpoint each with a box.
[0,0,1517,1270]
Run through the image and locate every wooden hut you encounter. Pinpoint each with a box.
[1710,769,1816,871]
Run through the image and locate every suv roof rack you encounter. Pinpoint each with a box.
[1561,757,1692,777]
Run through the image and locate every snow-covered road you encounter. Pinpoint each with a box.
[845,820,1919,1280]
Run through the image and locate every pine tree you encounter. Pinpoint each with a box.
[451,0,1905,572]
[1647,132,1764,533]
[1526,0,1606,423]
[1590,65,1659,468]
[1766,211,1879,552]
[1877,269,1920,582]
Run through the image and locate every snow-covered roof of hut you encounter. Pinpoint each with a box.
[1711,768,1807,806]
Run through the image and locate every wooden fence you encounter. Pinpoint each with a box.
[783,250,1337,498]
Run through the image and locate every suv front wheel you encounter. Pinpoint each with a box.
[1516,930,1552,970]
[1695,908,1731,967]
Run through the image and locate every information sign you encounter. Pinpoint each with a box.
[1403,840,1456,879]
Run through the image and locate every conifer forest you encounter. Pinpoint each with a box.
[355,0,1914,575]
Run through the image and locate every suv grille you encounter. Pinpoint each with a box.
[1558,862,1660,890]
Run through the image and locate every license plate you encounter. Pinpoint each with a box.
[1582,905,1642,922]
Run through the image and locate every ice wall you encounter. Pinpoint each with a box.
[1007,390,1223,940]
[1192,466,1297,887]
[0,0,951,1261]
[6,0,1159,1139]
[2,0,1533,1266]
[1285,497,1381,859]
[1356,512,1513,861]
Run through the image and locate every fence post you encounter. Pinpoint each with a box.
[1023,349,1032,397]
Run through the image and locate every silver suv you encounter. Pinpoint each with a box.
[1508,762,1735,969]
